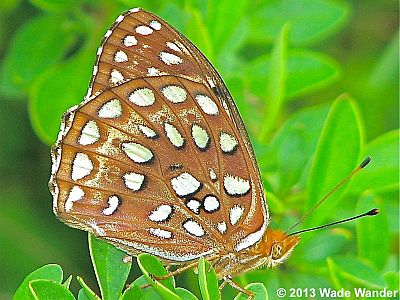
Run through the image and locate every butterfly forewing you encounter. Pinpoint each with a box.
[51,8,268,263]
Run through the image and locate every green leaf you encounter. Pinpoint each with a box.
[184,7,213,60]
[137,254,179,300]
[360,32,399,139]
[76,276,100,300]
[88,234,132,300]
[326,257,341,289]
[246,50,340,104]
[302,230,347,262]
[29,43,94,145]
[63,275,73,289]
[175,288,199,300]
[347,130,399,194]
[327,256,385,289]
[29,0,79,12]
[263,103,330,194]
[29,279,76,300]
[384,271,399,290]
[258,23,289,141]
[265,191,286,215]
[78,289,92,300]
[205,0,248,55]
[14,264,63,300]
[131,276,163,300]
[197,257,219,300]
[251,0,350,46]
[121,283,144,300]
[367,32,399,95]
[234,283,268,300]
[356,192,389,270]
[305,96,363,227]
[0,14,74,97]
[286,50,341,99]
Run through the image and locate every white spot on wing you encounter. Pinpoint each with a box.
[122,142,153,163]
[107,237,214,262]
[78,120,100,145]
[217,221,227,234]
[206,76,216,88]
[149,20,162,30]
[114,50,128,62]
[96,46,103,56]
[116,15,125,23]
[92,65,98,76]
[124,35,138,46]
[159,51,183,65]
[123,172,145,191]
[110,69,124,84]
[220,132,238,153]
[65,186,84,212]
[149,228,172,239]
[136,25,153,35]
[186,199,201,214]
[183,219,205,237]
[235,221,267,252]
[129,88,155,106]
[166,42,182,53]
[161,85,187,103]
[104,30,112,38]
[137,124,157,138]
[195,94,219,115]
[164,123,184,148]
[147,67,162,76]
[224,174,250,196]
[88,220,106,236]
[98,99,122,119]
[102,195,120,215]
[149,204,173,222]
[209,168,217,181]
[230,205,244,226]
[171,172,201,197]
[72,153,93,181]
[203,195,220,212]
[191,124,209,149]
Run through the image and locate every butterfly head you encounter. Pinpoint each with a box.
[262,229,300,267]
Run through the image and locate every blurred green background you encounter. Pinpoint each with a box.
[0,0,398,299]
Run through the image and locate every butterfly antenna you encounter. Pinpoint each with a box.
[285,156,371,235]
[287,208,379,236]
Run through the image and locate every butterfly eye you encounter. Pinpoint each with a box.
[271,243,283,259]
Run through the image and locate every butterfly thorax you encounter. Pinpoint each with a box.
[213,229,300,278]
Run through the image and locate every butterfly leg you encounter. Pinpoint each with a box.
[218,279,228,291]
[139,261,200,290]
[153,260,199,281]
[224,277,253,300]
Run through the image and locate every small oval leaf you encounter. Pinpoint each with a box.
[13,264,63,300]
[305,96,362,227]
[137,254,180,300]
[88,234,131,300]
[198,257,219,300]
[76,276,100,300]
[251,0,350,46]
[0,14,73,96]
[29,279,76,300]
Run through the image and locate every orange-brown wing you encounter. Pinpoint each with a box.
[50,8,268,262]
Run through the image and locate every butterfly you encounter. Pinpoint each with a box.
[49,7,300,298]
